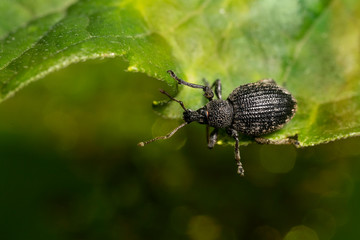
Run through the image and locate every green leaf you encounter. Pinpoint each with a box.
[1,0,359,146]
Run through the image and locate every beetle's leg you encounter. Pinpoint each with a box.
[227,129,244,176]
[203,78,221,99]
[258,78,276,84]
[234,136,244,176]
[203,79,214,102]
[211,79,222,99]
[254,136,300,147]
[208,128,218,149]
[167,70,214,100]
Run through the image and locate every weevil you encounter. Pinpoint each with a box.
[138,70,297,175]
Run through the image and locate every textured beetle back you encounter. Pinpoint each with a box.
[227,81,297,136]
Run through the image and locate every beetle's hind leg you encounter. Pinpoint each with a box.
[227,128,244,176]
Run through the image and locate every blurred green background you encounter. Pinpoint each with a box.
[1,58,360,240]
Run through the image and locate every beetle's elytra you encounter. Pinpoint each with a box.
[138,70,297,176]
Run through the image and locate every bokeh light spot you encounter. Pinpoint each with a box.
[284,225,319,240]
[303,209,337,240]
[187,215,221,240]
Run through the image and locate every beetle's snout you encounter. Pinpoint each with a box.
[183,110,195,123]
[183,108,208,124]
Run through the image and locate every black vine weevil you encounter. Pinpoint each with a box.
[138,70,297,176]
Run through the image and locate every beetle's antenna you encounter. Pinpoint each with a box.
[138,122,188,146]
[159,89,187,111]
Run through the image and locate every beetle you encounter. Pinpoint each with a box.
[138,70,297,175]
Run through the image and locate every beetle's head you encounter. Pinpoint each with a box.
[183,107,208,124]
[138,89,209,147]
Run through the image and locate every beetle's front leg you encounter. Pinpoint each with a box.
[227,128,244,176]
[167,70,214,100]
[211,79,222,99]
[207,128,218,149]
